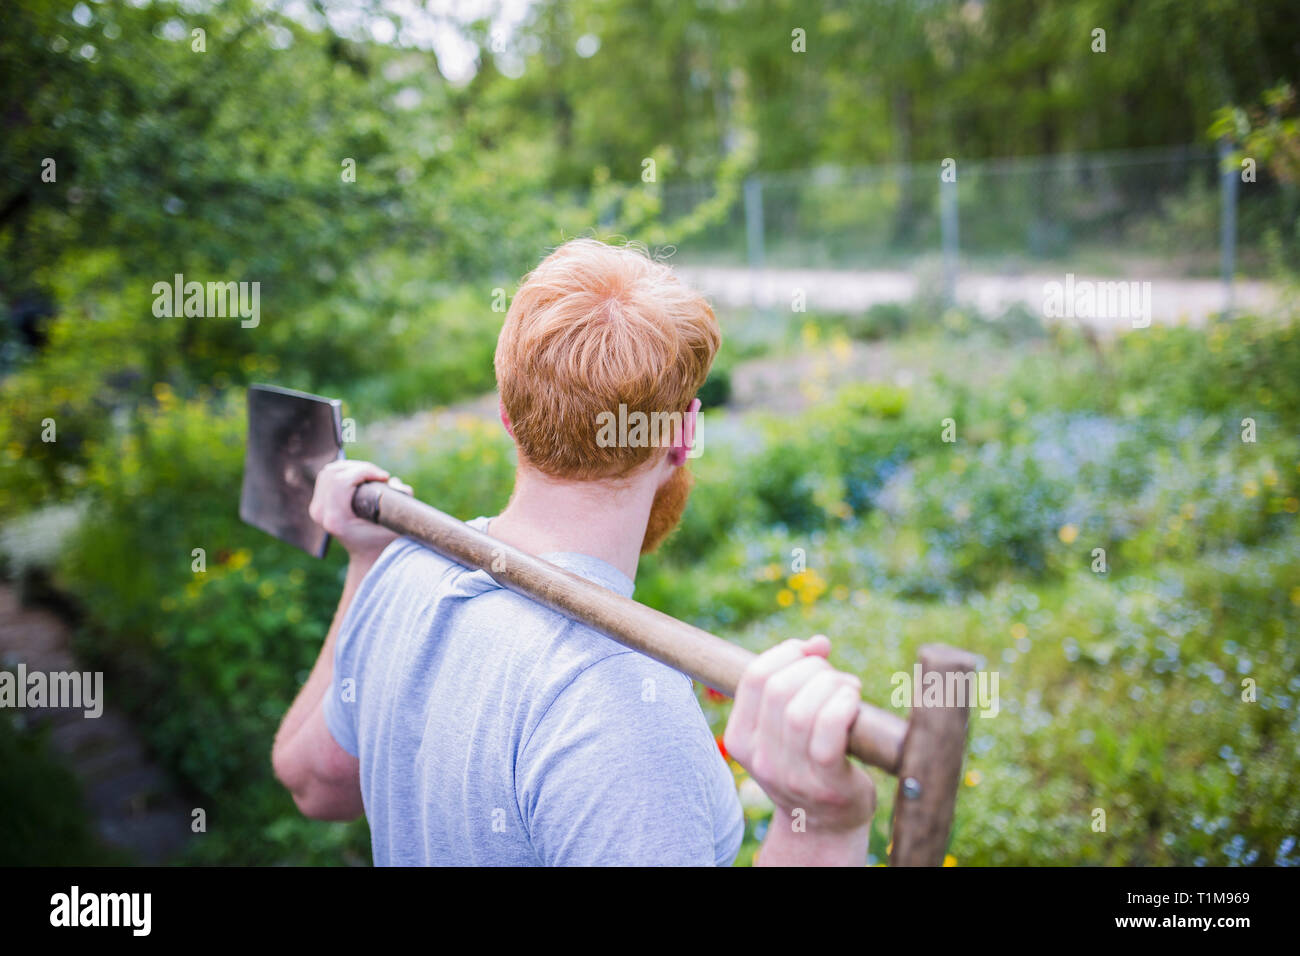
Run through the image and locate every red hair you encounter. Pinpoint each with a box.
[495,239,720,479]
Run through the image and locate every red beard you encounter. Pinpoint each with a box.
[641,466,693,554]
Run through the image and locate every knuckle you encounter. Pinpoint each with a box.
[765,667,801,698]
[784,704,816,737]
[737,669,767,702]
[809,742,843,769]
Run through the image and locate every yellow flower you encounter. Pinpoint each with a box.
[789,569,828,605]
[1058,524,1079,544]
[227,549,252,570]
[1242,480,1259,499]
[943,854,958,867]
[965,769,982,787]
[1010,622,1028,641]
[777,589,795,608]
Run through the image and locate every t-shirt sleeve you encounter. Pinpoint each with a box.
[322,645,359,758]
[515,651,741,866]
[321,540,410,759]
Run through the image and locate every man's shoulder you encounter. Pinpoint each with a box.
[362,533,500,602]
[359,533,697,706]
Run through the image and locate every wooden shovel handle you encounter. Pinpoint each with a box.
[352,481,909,773]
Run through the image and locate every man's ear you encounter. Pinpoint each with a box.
[498,396,515,439]
[668,397,701,468]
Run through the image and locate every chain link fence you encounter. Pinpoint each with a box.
[655,146,1296,289]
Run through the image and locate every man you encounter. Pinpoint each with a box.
[272,239,875,865]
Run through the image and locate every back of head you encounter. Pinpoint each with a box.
[495,239,721,480]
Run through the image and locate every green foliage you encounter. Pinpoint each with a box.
[4,0,1300,867]
[54,394,368,862]
[0,712,127,865]
[1114,318,1300,422]
[842,302,913,341]
[696,361,732,409]
[668,314,1300,866]
[1211,82,1300,187]
[361,414,517,522]
[13,306,1299,867]
[41,392,519,863]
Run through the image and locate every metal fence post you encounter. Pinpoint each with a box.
[940,169,960,305]
[1218,137,1237,318]
[744,174,765,311]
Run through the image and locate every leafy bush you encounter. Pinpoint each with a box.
[54,393,365,862]
[0,712,127,865]
[696,361,733,409]
[9,302,1297,866]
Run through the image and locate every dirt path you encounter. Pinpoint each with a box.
[0,585,192,863]
[675,265,1282,329]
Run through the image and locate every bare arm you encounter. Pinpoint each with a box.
[271,460,410,821]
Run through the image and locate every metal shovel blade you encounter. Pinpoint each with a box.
[239,384,344,557]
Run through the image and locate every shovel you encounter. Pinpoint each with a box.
[239,383,977,866]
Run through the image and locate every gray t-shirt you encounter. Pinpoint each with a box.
[323,518,744,866]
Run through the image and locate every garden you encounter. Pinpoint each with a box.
[2,0,1298,867]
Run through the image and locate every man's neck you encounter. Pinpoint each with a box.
[486,466,653,581]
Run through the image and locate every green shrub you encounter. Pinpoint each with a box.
[56,393,367,863]
[697,361,732,409]
[0,712,127,865]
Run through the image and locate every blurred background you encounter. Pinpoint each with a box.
[1,0,1298,866]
